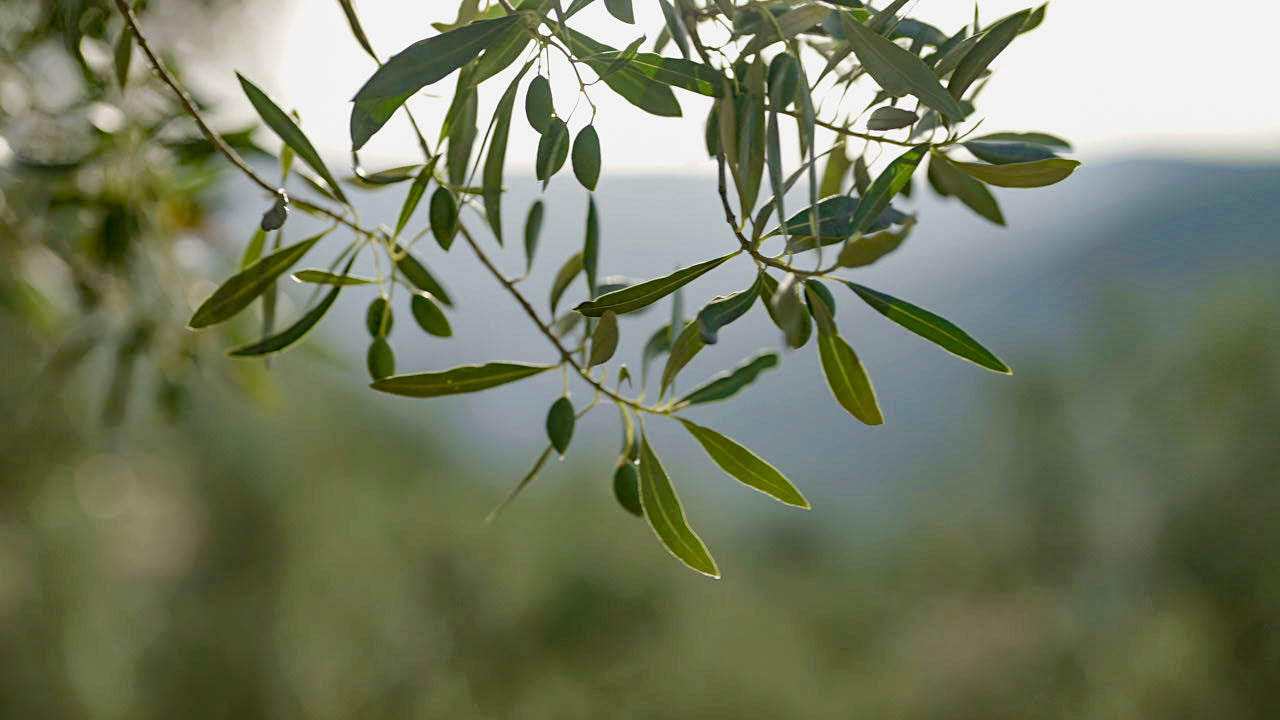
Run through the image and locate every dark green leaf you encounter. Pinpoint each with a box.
[366,297,393,337]
[367,338,396,380]
[572,125,602,191]
[395,158,438,236]
[484,63,533,245]
[951,157,1081,188]
[241,228,266,270]
[817,331,883,425]
[819,139,851,197]
[429,187,459,250]
[347,163,423,187]
[839,12,967,119]
[445,82,478,186]
[641,322,673,386]
[676,352,778,407]
[849,143,926,233]
[536,118,570,186]
[604,0,634,23]
[238,73,348,203]
[767,53,800,109]
[410,293,452,337]
[351,16,522,150]
[963,139,1058,165]
[613,462,643,516]
[971,131,1071,150]
[395,247,453,306]
[657,0,690,59]
[696,274,761,344]
[562,29,681,117]
[575,253,736,316]
[659,320,704,398]
[583,197,600,296]
[524,200,544,272]
[338,0,378,60]
[769,195,909,249]
[608,53,724,97]
[588,310,619,368]
[743,4,830,54]
[948,10,1029,99]
[292,269,374,285]
[189,230,326,329]
[546,396,575,455]
[840,281,1011,373]
[677,418,808,508]
[638,433,719,578]
[228,282,342,357]
[550,251,584,313]
[867,0,910,33]
[761,272,811,349]
[113,29,132,88]
[804,280,838,337]
[472,5,535,84]
[525,75,554,134]
[867,106,918,131]
[927,152,1004,225]
[371,361,555,397]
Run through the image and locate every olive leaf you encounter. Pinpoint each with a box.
[371,362,555,398]
[575,253,736,316]
[189,229,329,329]
[638,432,720,578]
[676,418,808,509]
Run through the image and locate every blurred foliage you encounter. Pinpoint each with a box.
[2,259,1278,717]
[0,0,265,427]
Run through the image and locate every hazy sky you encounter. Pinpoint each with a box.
[228,0,1279,170]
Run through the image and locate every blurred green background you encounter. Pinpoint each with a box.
[3,2,1280,718]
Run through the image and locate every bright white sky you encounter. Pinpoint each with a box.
[223,0,1279,171]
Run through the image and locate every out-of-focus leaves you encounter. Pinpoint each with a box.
[837,216,917,267]
[410,293,452,337]
[524,200,544,272]
[952,157,1081,188]
[292,269,374,286]
[588,311,619,368]
[366,297,393,337]
[367,338,395,380]
[583,197,601,297]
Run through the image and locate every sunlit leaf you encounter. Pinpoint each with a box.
[659,320,704,398]
[951,157,1081,188]
[696,274,761,344]
[839,12,967,119]
[949,9,1030,100]
[371,361,555,397]
[550,251,584,313]
[849,143,927,234]
[292,269,374,286]
[837,216,918,267]
[677,418,808,508]
[638,432,720,578]
[575,253,735,317]
[817,331,883,425]
[840,281,1011,373]
[927,151,1004,225]
[229,274,346,357]
[971,131,1071,150]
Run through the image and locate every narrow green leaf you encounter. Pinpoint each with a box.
[395,157,438,236]
[562,29,681,117]
[524,200,544,272]
[641,323,673,386]
[228,282,342,357]
[371,361,555,397]
[676,352,778,407]
[367,338,396,380]
[867,106,919,131]
[837,216,918,267]
[767,54,800,110]
[762,272,811,349]
[927,151,1004,225]
[951,157,1081,188]
[604,0,634,23]
[365,297,393,337]
[292,269,374,285]
[471,7,534,84]
[347,163,423,187]
[657,0,690,59]
[607,53,725,97]
[765,109,787,246]
[484,63,533,245]
[963,139,1058,165]
[696,274,761,344]
[550,251,584,314]
[659,320,704,398]
[337,0,378,60]
[587,310,620,368]
[819,139,851,198]
[574,253,736,316]
[971,131,1071,150]
[113,29,132,88]
[395,247,453,306]
[839,12,968,119]
[445,81,478,186]
[429,187,459,250]
[241,228,266,270]
[743,4,830,54]
[638,433,720,578]
[536,118,570,186]
[840,281,1011,373]
[410,293,452,337]
[853,155,871,195]
[613,462,643,516]
[849,143,927,233]
[768,195,909,248]
[238,73,348,203]
[189,230,327,329]
[949,10,1030,99]
[583,197,601,296]
[351,16,522,150]
[867,0,910,33]
[546,396,575,455]
[572,125,602,191]
[817,331,884,425]
[804,281,838,337]
[525,75,554,134]
[677,418,808,508]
